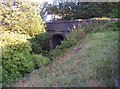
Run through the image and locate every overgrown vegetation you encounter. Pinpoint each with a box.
[30,33,48,55]
[46,20,118,60]
[10,24,118,87]
[32,54,50,69]
[0,1,49,86]
[0,0,119,87]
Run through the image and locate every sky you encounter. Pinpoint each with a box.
[29,0,54,22]
[29,0,54,4]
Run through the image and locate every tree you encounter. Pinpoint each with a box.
[42,2,119,20]
[1,1,46,85]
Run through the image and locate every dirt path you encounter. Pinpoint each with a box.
[55,42,83,64]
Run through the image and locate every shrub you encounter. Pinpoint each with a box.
[30,33,48,54]
[32,54,50,68]
[47,49,63,60]
[0,1,47,86]
[2,42,34,85]
[0,2,45,37]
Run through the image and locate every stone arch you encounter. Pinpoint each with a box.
[51,34,64,49]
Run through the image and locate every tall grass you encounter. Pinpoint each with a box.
[47,20,118,60]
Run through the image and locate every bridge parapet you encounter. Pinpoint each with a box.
[45,18,119,33]
[45,20,90,32]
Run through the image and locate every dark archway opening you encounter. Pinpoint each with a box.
[52,34,64,49]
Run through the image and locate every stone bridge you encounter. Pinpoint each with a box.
[45,19,91,49]
[45,18,118,50]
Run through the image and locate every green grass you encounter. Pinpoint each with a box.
[42,31,118,87]
[9,20,118,87]
[55,31,118,87]
[11,30,118,87]
[71,31,118,86]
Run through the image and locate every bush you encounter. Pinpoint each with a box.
[47,49,63,60]
[30,33,48,54]
[0,2,45,37]
[2,42,34,85]
[0,1,47,86]
[32,54,50,68]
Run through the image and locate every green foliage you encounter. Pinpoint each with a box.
[17,30,118,87]
[0,2,45,37]
[109,9,119,18]
[30,33,48,54]
[43,2,118,20]
[0,1,48,86]
[47,49,63,60]
[32,54,50,68]
[47,20,118,60]
[47,27,86,59]
[2,42,34,85]
[59,28,86,49]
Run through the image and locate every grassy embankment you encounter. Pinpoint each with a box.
[11,21,118,87]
